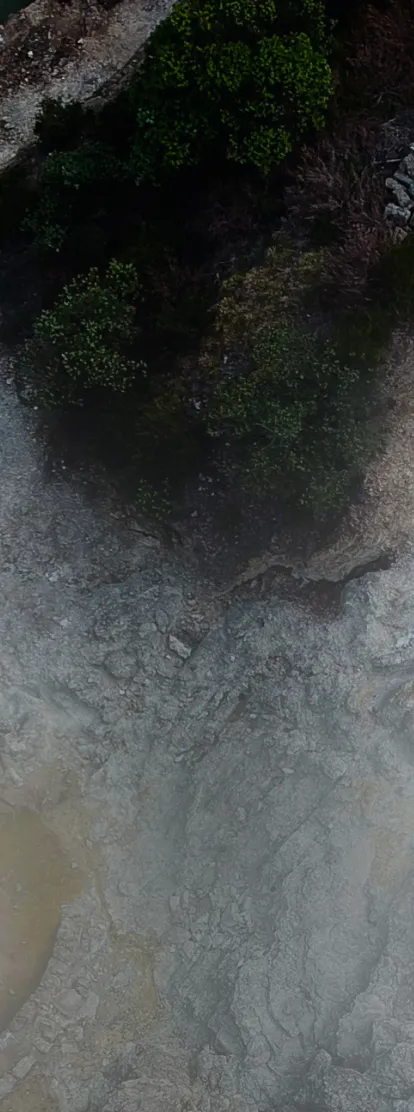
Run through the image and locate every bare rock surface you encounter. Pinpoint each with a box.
[0,0,175,171]
[2,350,414,1111]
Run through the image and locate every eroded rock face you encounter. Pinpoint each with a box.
[2,356,414,1110]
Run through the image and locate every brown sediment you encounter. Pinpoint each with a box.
[0,808,82,1031]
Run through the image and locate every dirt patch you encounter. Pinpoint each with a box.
[0,0,175,171]
[0,808,82,1031]
[0,1072,59,1112]
[0,0,107,100]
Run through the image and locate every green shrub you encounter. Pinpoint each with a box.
[201,236,324,362]
[130,0,333,179]
[27,141,125,252]
[207,323,371,511]
[23,261,144,405]
[34,98,89,153]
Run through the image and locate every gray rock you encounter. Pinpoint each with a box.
[155,608,169,633]
[168,633,192,659]
[293,1051,389,1112]
[386,177,413,207]
[385,202,411,225]
[12,1055,35,1080]
[55,989,83,1018]
[374,1043,414,1100]
[402,152,414,176]
[394,169,414,196]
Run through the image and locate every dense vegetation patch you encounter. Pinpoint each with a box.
[6,0,414,536]
[28,0,333,252]
[197,237,377,511]
[23,261,143,405]
[207,325,369,511]
[129,0,332,178]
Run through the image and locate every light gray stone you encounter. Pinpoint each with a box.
[168,634,192,659]
[12,1055,35,1080]
[55,989,83,1018]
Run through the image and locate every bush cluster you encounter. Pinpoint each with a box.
[21,0,408,522]
[23,261,143,405]
[207,323,368,511]
[130,0,332,179]
[198,234,374,511]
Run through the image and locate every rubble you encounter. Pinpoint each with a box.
[385,141,414,231]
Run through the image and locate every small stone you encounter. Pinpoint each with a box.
[168,634,192,660]
[155,608,168,633]
[32,1036,52,1054]
[81,991,99,1020]
[385,202,411,226]
[55,988,83,1018]
[0,1077,14,1097]
[385,178,412,208]
[27,49,33,58]
[60,1040,78,1055]
[12,1056,35,1080]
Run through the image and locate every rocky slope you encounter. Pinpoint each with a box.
[1,342,414,1111]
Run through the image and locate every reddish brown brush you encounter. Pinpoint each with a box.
[287,122,385,228]
[345,0,414,111]
[286,119,396,302]
[321,221,395,301]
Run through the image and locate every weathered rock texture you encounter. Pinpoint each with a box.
[386,142,414,227]
[0,0,175,171]
[2,338,414,1112]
